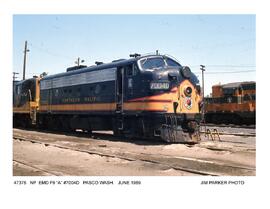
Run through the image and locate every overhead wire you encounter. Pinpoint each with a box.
[28,42,74,60]
[190,65,255,68]
[23,43,256,76]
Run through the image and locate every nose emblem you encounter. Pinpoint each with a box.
[184,97,192,109]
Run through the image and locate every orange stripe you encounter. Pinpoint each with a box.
[13,109,30,114]
[39,101,171,112]
[123,102,170,112]
[13,105,30,114]
[40,103,116,112]
[127,86,178,102]
[126,99,172,103]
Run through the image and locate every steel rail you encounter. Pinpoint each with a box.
[13,159,62,176]
[13,135,255,176]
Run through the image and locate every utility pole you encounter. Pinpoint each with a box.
[200,65,206,111]
[75,57,84,66]
[13,72,19,81]
[200,65,206,133]
[22,41,30,80]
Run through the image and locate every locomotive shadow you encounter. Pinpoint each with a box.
[20,127,170,146]
[89,132,169,146]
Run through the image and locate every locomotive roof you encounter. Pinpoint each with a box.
[14,77,37,85]
[213,81,256,89]
[41,54,177,81]
[41,57,134,81]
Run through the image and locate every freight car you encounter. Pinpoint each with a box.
[204,81,256,125]
[13,53,202,143]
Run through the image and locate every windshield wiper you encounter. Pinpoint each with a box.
[141,58,148,65]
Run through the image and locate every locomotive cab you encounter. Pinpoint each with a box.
[13,77,40,127]
[117,55,201,142]
[14,78,37,107]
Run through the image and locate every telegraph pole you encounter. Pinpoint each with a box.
[13,72,19,81]
[200,65,206,134]
[22,41,30,80]
[200,65,206,112]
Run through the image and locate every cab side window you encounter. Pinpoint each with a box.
[126,64,139,77]
[133,64,139,76]
[16,85,21,95]
[126,65,133,77]
[166,58,181,67]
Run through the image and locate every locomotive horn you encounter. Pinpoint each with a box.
[129,53,141,58]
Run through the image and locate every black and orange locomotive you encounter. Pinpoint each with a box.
[13,54,202,143]
[204,81,256,125]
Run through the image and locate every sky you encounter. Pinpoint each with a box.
[13,14,255,95]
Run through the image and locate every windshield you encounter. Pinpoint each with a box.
[140,57,166,70]
[165,58,181,67]
[139,56,182,70]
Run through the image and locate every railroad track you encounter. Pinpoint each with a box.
[202,123,256,129]
[13,159,62,176]
[13,135,255,176]
[199,123,256,137]
[200,130,255,137]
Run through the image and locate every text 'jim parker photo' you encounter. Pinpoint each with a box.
[13,14,255,176]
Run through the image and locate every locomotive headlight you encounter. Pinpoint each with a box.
[184,86,192,96]
[150,82,170,90]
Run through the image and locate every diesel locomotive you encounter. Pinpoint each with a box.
[13,77,40,126]
[13,54,202,143]
[204,81,256,125]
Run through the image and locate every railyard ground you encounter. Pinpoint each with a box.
[13,128,255,176]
